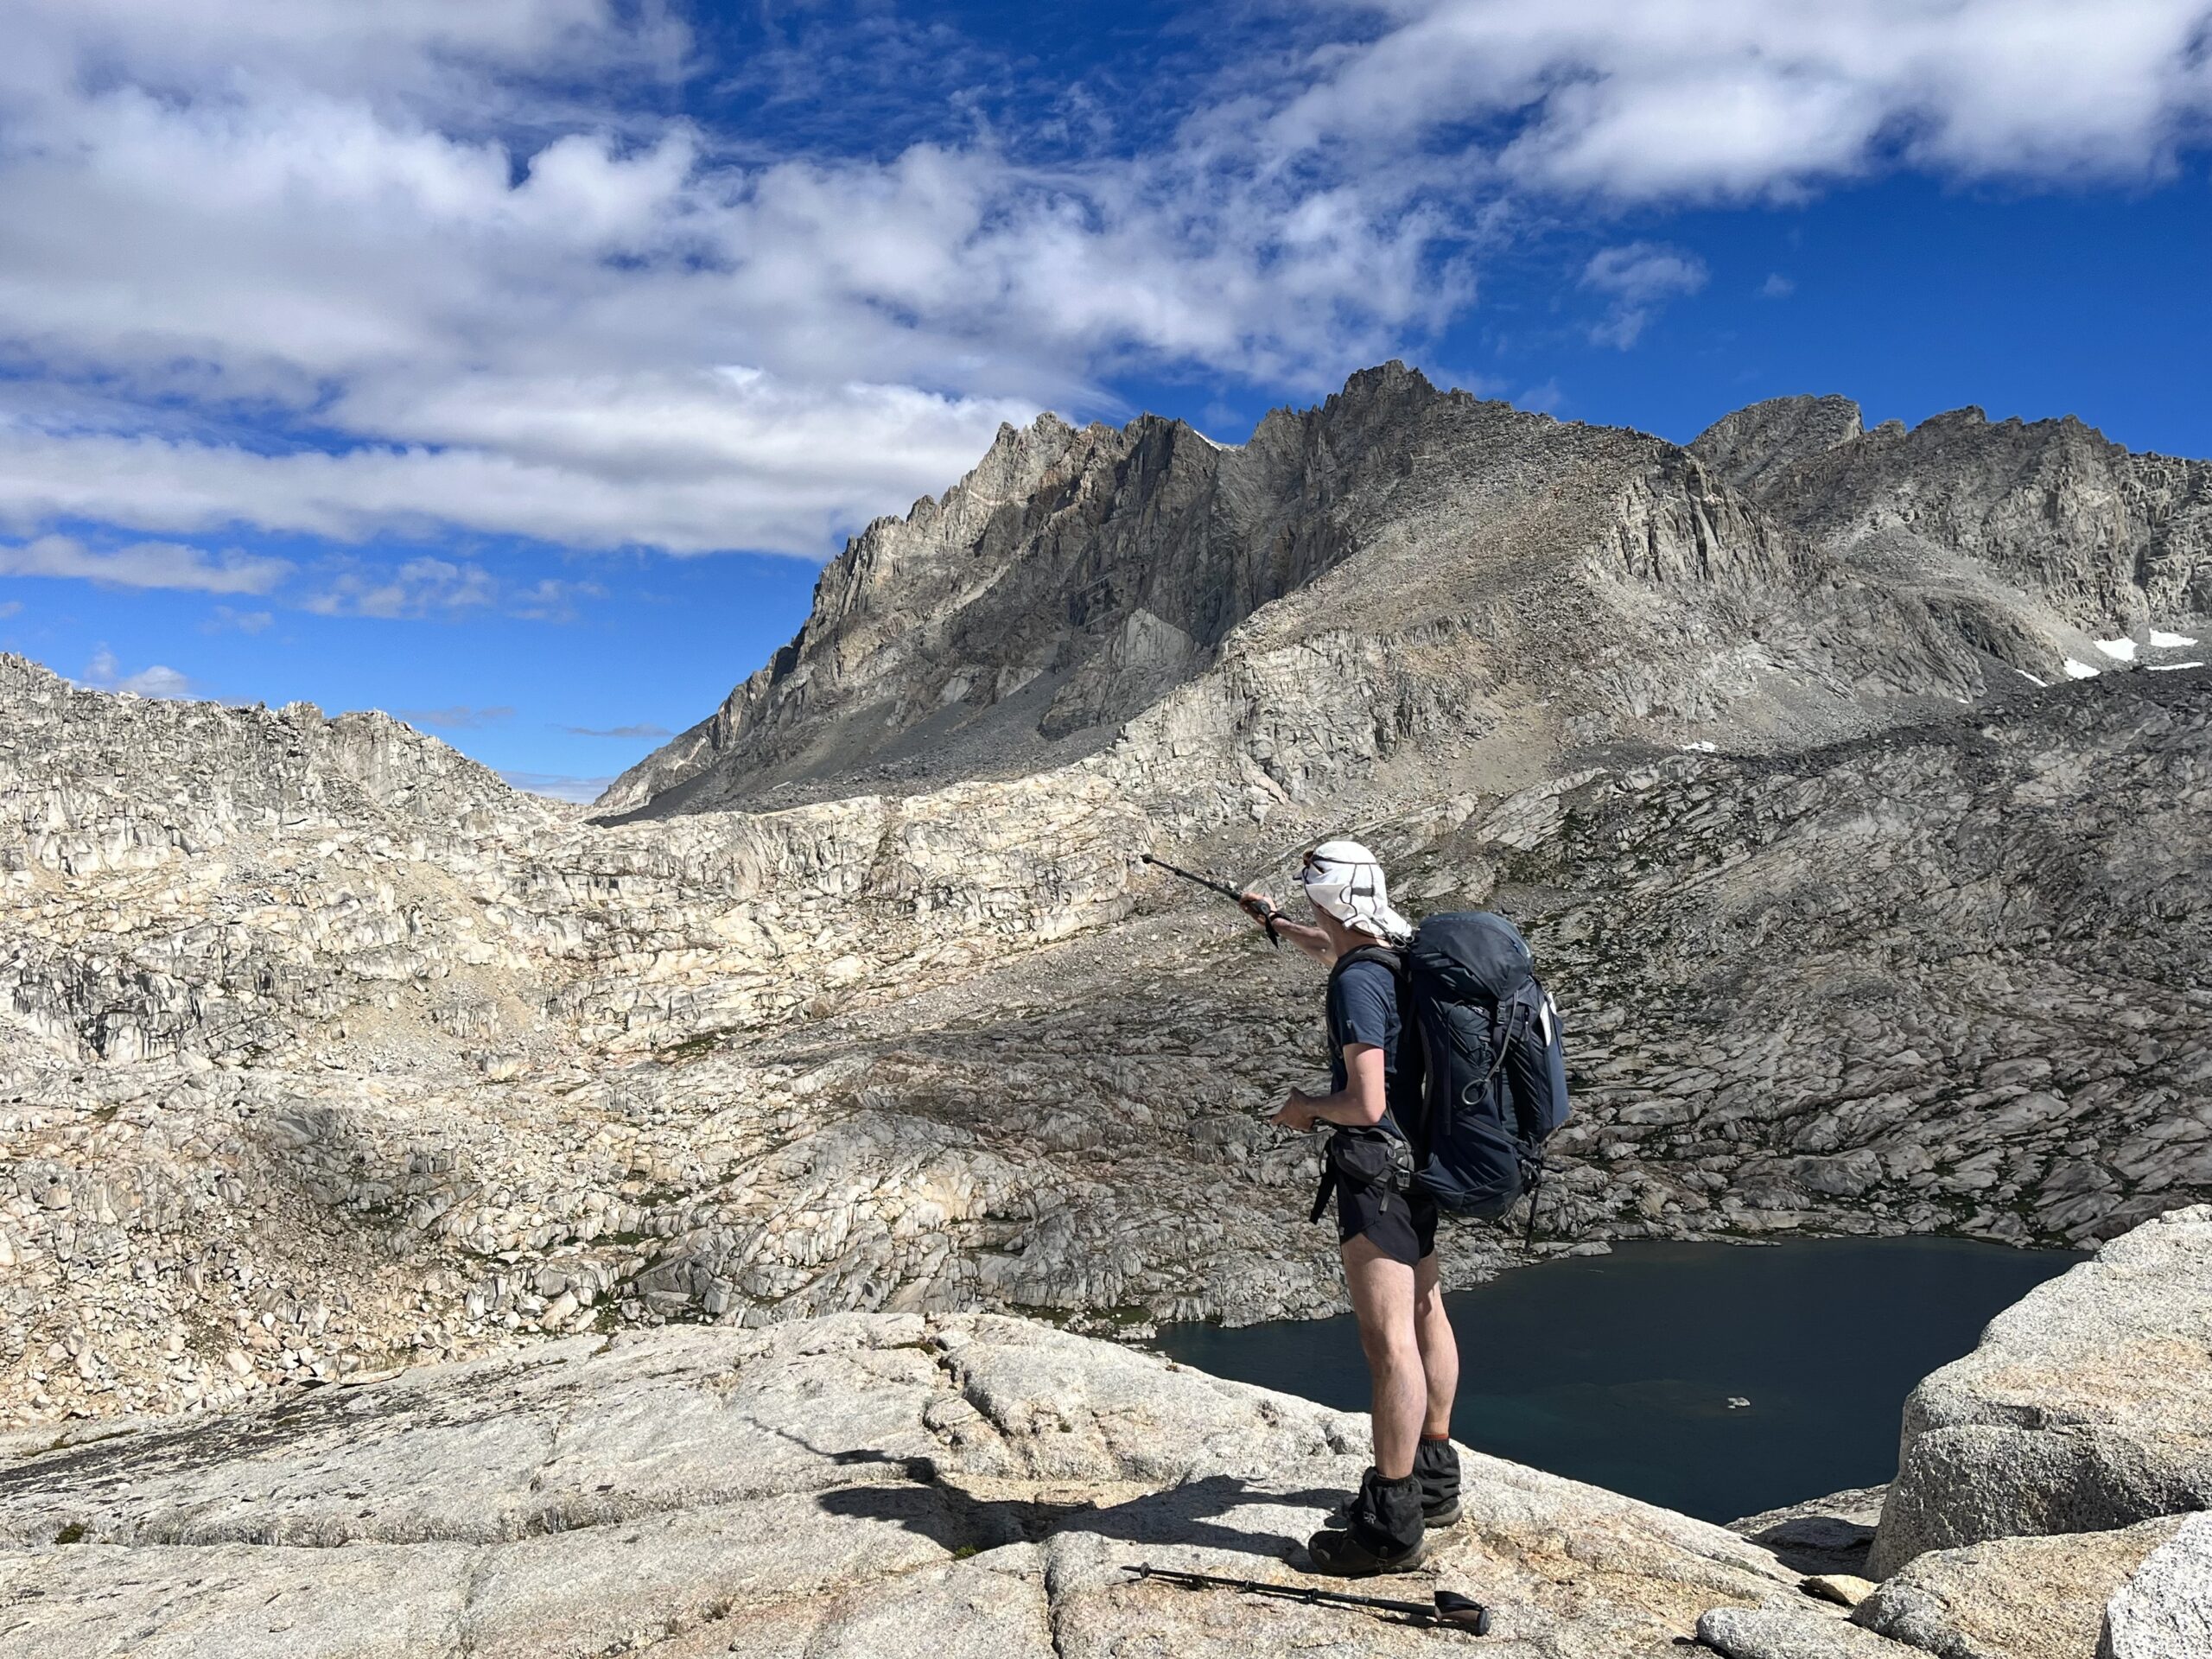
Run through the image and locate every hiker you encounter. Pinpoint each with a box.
[1241,841,1461,1575]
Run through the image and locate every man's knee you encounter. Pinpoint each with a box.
[1357,1309,1421,1370]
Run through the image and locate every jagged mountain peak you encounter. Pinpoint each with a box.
[601,364,2211,821]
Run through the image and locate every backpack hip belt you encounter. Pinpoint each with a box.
[1308,1128,1415,1224]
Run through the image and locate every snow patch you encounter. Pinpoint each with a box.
[1678,741,1717,753]
[2063,659,2101,680]
[2148,661,2204,672]
[2094,638,2139,661]
[2015,670,2048,687]
[2151,630,2199,648]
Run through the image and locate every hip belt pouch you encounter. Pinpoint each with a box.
[1310,1127,1415,1224]
[1329,1128,1414,1190]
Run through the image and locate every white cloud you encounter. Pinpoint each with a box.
[0,4,1473,561]
[0,533,291,593]
[498,768,615,803]
[1759,272,1796,299]
[1520,378,1567,415]
[80,644,193,698]
[393,704,515,730]
[304,556,499,619]
[0,1,2205,569]
[0,385,1039,558]
[1580,242,1709,347]
[0,600,21,619]
[1274,2,2212,200]
[563,721,671,738]
[205,606,274,633]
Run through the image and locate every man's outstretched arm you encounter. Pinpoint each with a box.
[1240,890,1335,962]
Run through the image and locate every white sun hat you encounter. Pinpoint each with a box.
[1297,839,1413,941]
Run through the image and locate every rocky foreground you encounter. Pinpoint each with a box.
[1,1206,2205,1658]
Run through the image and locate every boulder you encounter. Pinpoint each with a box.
[2099,1512,2212,1659]
[1854,1516,2183,1659]
[1732,1485,1887,1576]
[1699,1601,1925,1659]
[0,1311,1805,1658]
[1869,1205,2212,1573]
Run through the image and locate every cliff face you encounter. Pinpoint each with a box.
[601,365,1479,814]
[604,368,2212,820]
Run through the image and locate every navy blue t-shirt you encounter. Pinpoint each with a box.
[1327,955,1404,1137]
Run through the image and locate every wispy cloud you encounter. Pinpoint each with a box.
[80,644,192,698]
[1580,242,1709,348]
[393,704,515,731]
[498,768,614,804]
[304,557,497,619]
[508,576,606,623]
[0,600,22,620]
[0,534,290,594]
[563,721,671,739]
[1758,273,1796,300]
[204,605,274,633]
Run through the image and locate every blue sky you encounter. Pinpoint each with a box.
[3,2,2209,799]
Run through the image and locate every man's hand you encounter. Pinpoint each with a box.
[1268,1088,1319,1132]
[1238,889,1278,927]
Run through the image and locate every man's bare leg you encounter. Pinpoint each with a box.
[1341,1234,1424,1478]
[1413,1249,1458,1438]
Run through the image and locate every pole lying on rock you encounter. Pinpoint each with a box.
[1126,1562,1492,1634]
[1139,853,1281,946]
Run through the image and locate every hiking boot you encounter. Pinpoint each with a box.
[1306,1468,1425,1577]
[1325,1440,1461,1530]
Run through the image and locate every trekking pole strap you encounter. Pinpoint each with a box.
[1308,1164,1338,1225]
[1521,1152,1546,1251]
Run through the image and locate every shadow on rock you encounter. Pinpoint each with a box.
[817,1466,1340,1562]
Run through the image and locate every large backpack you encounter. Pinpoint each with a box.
[1372,911,1571,1228]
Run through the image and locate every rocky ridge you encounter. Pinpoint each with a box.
[605,365,2212,819]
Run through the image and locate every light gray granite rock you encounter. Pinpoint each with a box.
[1869,1207,2212,1573]
[1732,1485,1887,1576]
[0,1311,1806,1658]
[1855,1516,2183,1659]
[2099,1513,2212,1659]
[1700,1600,1926,1659]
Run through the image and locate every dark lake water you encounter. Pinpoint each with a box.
[1153,1236,2081,1525]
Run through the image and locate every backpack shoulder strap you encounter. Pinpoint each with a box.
[1330,944,1405,984]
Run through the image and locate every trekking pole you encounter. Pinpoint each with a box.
[1521,1153,1546,1254]
[1139,853,1281,946]
[1126,1563,1492,1634]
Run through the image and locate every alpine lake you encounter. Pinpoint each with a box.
[1151,1235,2082,1525]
